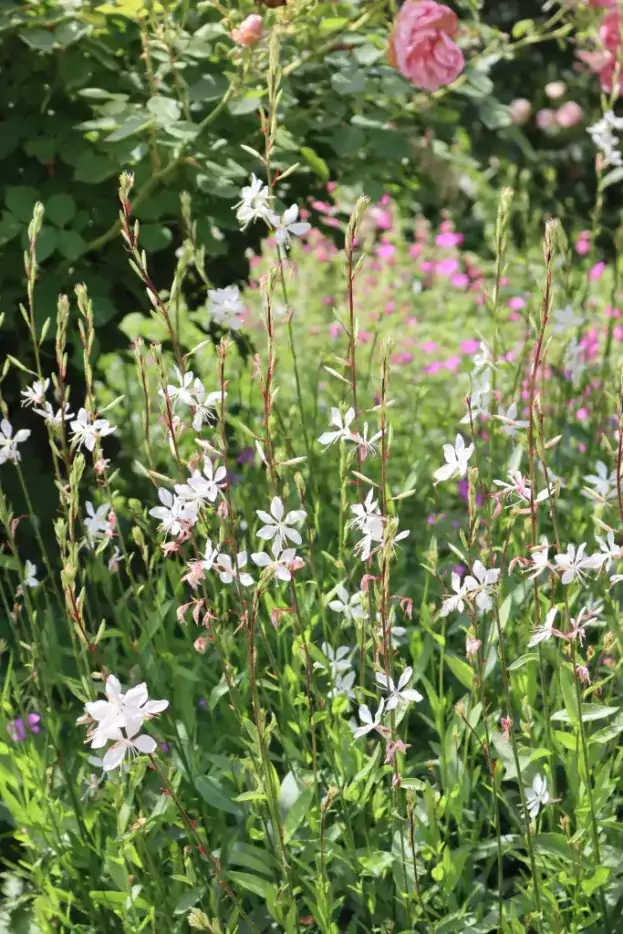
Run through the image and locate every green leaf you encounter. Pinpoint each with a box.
[284,782,315,844]
[46,193,76,228]
[189,74,229,103]
[508,653,539,672]
[300,146,329,181]
[551,704,618,724]
[139,225,173,252]
[229,92,264,116]
[445,655,474,691]
[195,776,241,816]
[57,229,86,260]
[331,68,366,96]
[226,871,277,903]
[589,713,623,744]
[559,665,579,723]
[147,96,181,125]
[74,152,117,184]
[6,186,38,223]
[106,114,153,142]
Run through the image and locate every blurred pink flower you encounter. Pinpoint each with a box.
[388,0,465,91]
[435,257,459,277]
[421,341,437,353]
[589,261,606,280]
[451,273,470,288]
[536,108,556,130]
[575,235,591,255]
[231,14,263,47]
[444,356,461,372]
[376,242,396,261]
[556,101,583,128]
[509,98,532,125]
[409,243,423,259]
[435,230,464,247]
[460,339,480,354]
[508,296,526,311]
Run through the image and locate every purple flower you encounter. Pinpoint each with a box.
[236,447,255,467]
[8,713,41,742]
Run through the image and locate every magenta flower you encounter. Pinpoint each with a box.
[8,713,41,742]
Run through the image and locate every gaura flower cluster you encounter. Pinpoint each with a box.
[79,675,168,772]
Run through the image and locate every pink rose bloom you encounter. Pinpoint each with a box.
[389,0,465,91]
[556,101,583,128]
[509,98,532,125]
[231,14,263,47]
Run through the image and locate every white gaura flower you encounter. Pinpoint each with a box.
[493,470,552,506]
[70,408,116,453]
[552,304,583,335]
[192,384,226,432]
[461,371,491,423]
[328,585,364,622]
[315,643,354,677]
[594,530,622,572]
[349,489,382,536]
[464,560,500,612]
[274,205,311,249]
[0,419,31,465]
[375,666,422,711]
[554,543,602,585]
[83,675,168,750]
[317,407,356,448]
[251,547,301,582]
[352,699,387,740]
[101,725,158,772]
[525,538,551,580]
[84,501,111,546]
[496,402,529,438]
[23,560,39,589]
[256,496,306,555]
[175,458,227,507]
[149,488,198,537]
[34,401,74,427]
[21,378,49,408]
[433,433,474,483]
[440,572,468,617]
[201,538,221,572]
[352,422,383,461]
[235,174,278,229]
[327,670,356,701]
[215,552,254,587]
[525,773,550,819]
[583,461,617,504]
[207,286,245,331]
[166,367,198,408]
[473,341,492,371]
[528,607,558,647]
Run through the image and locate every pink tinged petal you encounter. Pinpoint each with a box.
[275,565,292,582]
[132,734,157,754]
[102,743,128,771]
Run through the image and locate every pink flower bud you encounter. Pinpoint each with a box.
[231,14,263,48]
[509,98,532,125]
[536,108,556,130]
[545,80,566,100]
[194,636,208,654]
